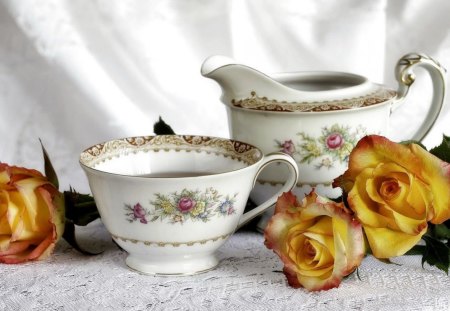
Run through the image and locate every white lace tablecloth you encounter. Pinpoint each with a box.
[1,220,449,311]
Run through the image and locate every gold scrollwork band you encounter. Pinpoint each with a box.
[257,179,333,187]
[231,89,396,112]
[80,135,262,169]
[111,233,232,247]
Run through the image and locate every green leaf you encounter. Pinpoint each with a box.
[64,189,100,226]
[62,220,103,255]
[429,135,450,162]
[39,139,59,189]
[404,245,426,256]
[153,116,175,135]
[430,222,450,240]
[421,235,449,274]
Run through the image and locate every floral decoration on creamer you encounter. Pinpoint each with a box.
[276,123,368,169]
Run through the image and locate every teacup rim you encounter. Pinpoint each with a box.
[79,134,264,179]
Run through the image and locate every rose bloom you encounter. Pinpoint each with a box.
[333,135,450,258]
[132,203,146,219]
[281,140,295,155]
[265,191,364,291]
[326,133,344,150]
[0,164,64,263]
[177,197,196,213]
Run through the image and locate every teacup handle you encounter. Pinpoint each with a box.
[237,152,299,228]
[393,53,446,141]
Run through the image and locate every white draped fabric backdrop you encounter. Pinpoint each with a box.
[1,0,450,193]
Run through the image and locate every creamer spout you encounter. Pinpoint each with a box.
[201,55,286,102]
[200,55,238,76]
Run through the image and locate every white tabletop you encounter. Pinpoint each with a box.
[1,220,449,311]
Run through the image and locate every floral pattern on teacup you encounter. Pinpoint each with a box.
[276,124,368,170]
[125,203,150,224]
[125,188,237,224]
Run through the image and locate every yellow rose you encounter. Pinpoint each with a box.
[160,199,175,214]
[333,135,450,258]
[191,201,206,216]
[264,191,364,291]
[0,164,64,263]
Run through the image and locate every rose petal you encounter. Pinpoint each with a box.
[274,191,300,214]
[283,266,302,288]
[305,215,334,236]
[14,178,50,232]
[364,226,425,258]
[0,191,11,236]
[0,235,11,251]
[265,212,312,252]
[6,192,25,241]
[411,144,450,223]
[0,170,10,184]
[349,136,422,177]
[298,273,342,291]
[406,177,431,217]
[0,240,31,256]
[348,169,394,229]
[27,233,56,261]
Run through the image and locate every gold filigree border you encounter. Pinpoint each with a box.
[111,233,231,247]
[257,179,332,187]
[231,89,397,112]
[80,135,262,169]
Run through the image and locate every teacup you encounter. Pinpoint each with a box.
[79,135,298,275]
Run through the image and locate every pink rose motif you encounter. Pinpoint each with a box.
[133,203,147,223]
[133,203,146,218]
[177,197,196,213]
[281,140,295,155]
[326,133,344,150]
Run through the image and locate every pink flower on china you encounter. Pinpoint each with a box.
[132,203,148,224]
[281,140,295,156]
[133,203,146,219]
[177,197,196,213]
[326,133,344,150]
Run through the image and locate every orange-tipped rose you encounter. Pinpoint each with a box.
[333,135,450,258]
[264,191,364,291]
[0,163,64,263]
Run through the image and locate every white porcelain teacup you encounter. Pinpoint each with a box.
[79,135,298,275]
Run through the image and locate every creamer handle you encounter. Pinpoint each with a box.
[237,152,298,229]
[393,53,446,141]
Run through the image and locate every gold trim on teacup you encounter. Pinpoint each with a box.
[80,135,262,170]
[231,89,397,112]
[111,233,231,247]
[257,179,333,187]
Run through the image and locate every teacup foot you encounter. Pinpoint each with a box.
[125,254,219,276]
